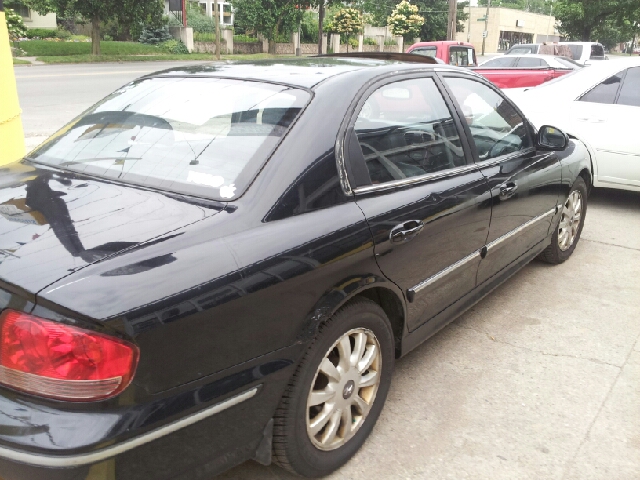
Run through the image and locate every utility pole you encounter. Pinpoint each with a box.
[214,0,221,60]
[481,0,491,56]
[447,0,457,41]
[318,1,324,55]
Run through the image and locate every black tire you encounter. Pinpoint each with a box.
[538,176,588,264]
[272,298,395,477]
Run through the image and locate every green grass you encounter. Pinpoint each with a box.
[13,58,31,64]
[19,40,165,57]
[35,53,291,64]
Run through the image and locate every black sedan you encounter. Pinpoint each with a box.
[0,57,591,479]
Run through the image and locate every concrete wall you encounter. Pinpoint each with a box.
[193,40,229,54]
[457,6,558,54]
[169,26,194,52]
[234,42,262,54]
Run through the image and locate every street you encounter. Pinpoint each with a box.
[13,61,640,480]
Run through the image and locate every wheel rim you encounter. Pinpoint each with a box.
[558,190,583,251]
[306,328,382,451]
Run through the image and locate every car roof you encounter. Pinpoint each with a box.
[144,57,462,89]
[409,41,474,48]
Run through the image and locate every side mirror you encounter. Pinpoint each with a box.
[537,125,568,151]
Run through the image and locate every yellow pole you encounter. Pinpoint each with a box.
[0,2,26,166]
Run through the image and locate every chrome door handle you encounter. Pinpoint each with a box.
[500,182,518,198]
[390,220,424,244]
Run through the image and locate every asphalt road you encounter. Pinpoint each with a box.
[13,61,640,480]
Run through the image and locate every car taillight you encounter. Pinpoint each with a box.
[0,310,138,401]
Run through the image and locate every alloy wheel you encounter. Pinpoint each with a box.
[558,190,583,251]
[306,328,382,451]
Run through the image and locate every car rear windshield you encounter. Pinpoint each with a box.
[29,77,310,201]
[449,46,476,66]
[590,44,605,59]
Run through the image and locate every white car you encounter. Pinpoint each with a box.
[507,59,640,191]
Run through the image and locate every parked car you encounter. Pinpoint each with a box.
[473,54,581,88]
[507,59,640,191]
[406,40,477,66]
[504,42,607,64]
[0,57,591,480]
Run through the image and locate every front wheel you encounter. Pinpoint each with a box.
[538,176,588,264]
[272,298,395,477]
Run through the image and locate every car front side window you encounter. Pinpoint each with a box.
[353,77,467,185]
[580,72,624,104]
[443,77,532,161]
[617,67,640,107]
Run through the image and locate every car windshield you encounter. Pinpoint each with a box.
[28,77,310,201]
[412,46,437,57]
[555,57,583,69]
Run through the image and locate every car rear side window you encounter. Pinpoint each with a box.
[29,77,310,201]
[450,47,476,66]
[617,67,640,107]
[580,72,624,104]
[411,47,437,58]
[443,77,532,161]
[516,57,545,67]
[354,78,466,185]
[567,45,583,60]
[482,57,517,67]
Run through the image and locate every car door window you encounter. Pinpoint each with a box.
[354,78,466,185]
[617,67,640,107]
[579,72,624,104]
[590,44,605,59]
[516,57,545,67]
[443,77,532,161]
[482,57,517,67]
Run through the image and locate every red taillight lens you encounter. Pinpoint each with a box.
[0,310,138,401]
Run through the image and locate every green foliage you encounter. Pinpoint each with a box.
[195,32,217,42]
[554,0,639,42]
[160,39,189,53]
[363,36,378,45]
[233,34,259,43]
[233,0,303,46]
[5,8,28,40]
[384,37,397,45]
[25,28,58,39]
[388,1,424,40]
[477,0,552,15]
[18,40,162,56]
[300,10,318,43]
[328,8,363,36]
[186,2,217,33]
[139,25,172,44]
[22,0,165,53]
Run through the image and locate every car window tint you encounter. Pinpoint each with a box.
[517,57,545,67]
[412,47,437,58]
[443,77,532,161]
[449,47,475,66]
[590,44,605,59]
[617,67,640,107]
[482,57,517,67]
[354,78,466,185]
[567,45,583,60]
[580,72,624,104]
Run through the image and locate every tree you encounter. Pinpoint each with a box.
[554,0,638,41]
[478,0,552,15]
[388,1,424,42]
[233,0,303,53]
[327,7,362,50]
[22,0,164,54]
[4,8,28,40]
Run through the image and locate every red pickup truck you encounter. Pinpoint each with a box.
[406,41,477,66]
[471,54,580,88]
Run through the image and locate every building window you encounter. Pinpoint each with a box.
[13,4,31,18]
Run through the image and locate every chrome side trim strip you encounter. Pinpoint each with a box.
[486,207,557,252]
[0,387,259,468]
[474,148,539,168]
[354,163,478,195]
[409,249,481,296]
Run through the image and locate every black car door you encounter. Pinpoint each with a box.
[439,74,562,285]
[341,74,492,331]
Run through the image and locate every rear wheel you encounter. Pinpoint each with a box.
[273,298,395,477]
[538,176,588,264]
